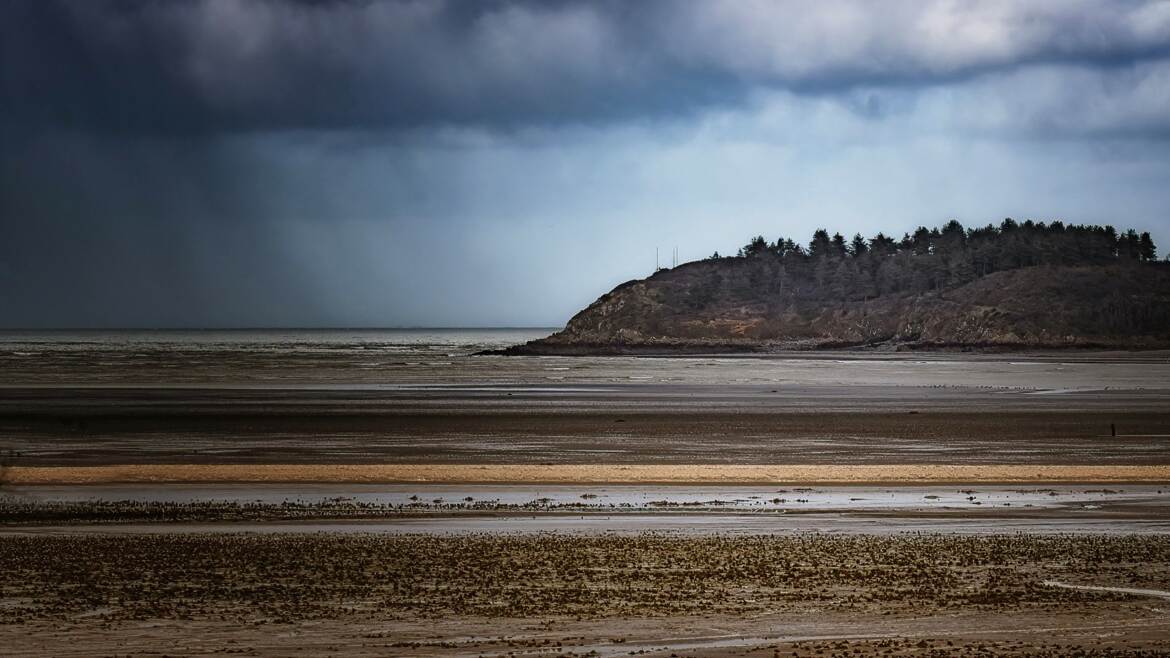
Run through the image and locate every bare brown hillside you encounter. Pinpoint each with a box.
[505,261,1170,353]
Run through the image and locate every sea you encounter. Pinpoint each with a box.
[0,328,555,357]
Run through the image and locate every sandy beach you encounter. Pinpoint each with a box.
[7,462,1170,484]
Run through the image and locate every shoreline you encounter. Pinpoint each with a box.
[6,463,1170,485]
[487,332,1170,356]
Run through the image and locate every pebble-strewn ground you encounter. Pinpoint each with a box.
[2,534,1169,656]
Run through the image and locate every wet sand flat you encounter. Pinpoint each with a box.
[4,383,1169,466]
[5,347,1170,468]
[4,339,1170,654]
[10,515,1170,536]
[5,482,1168,535]
[3,337,1169,388]
[10,482,1163,509]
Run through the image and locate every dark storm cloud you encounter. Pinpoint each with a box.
[1,0,708,134]
[4,0,1170,135]
[3,1,1170,329]
[0,130,334,326]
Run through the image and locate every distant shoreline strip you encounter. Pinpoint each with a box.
[4,464,1169,485]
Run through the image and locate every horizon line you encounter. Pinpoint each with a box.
[0,326,562,332]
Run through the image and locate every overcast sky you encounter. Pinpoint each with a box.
[3,0,1170,328]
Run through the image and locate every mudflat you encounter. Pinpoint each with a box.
[3,533,1170,656]
[3,335,1170,656]
[3,343,1169,467]
[4,482,1169,535]
[2,384,1169,466]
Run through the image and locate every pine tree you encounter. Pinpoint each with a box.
[830,233,848,258]
[1140,232,1157,261]
[808,229,833,259]
[849,233,868,257]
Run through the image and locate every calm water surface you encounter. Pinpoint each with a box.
[0,328,554,355]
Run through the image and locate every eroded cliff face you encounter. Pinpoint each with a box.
[506,261,1170,354]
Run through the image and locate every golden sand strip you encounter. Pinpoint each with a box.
[4,464,1170,485]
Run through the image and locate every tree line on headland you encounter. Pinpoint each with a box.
[503,218,1170,353]
[706,219,1161,302]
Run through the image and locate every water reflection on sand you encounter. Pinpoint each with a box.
[10,482,1168,510]
[6,483,1168,536]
